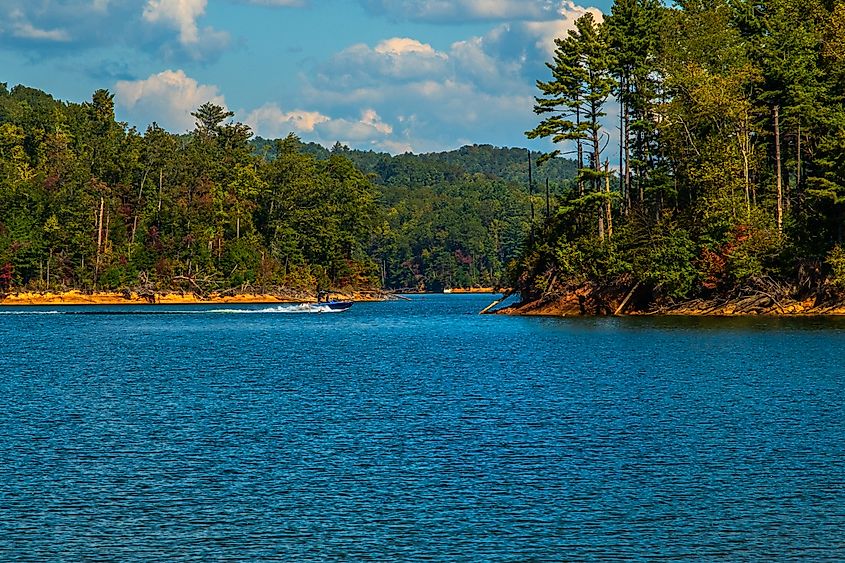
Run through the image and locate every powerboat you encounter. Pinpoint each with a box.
[321,299,353,312]
[316,290,353,312]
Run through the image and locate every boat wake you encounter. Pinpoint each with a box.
[206,304,347,314]
[0,310,62,315]
[0,304,348,315]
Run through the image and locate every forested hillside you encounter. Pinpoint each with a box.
[254,138,578,186]
[514,0,845,312]
[254,138,576,291]
[0,83,574,295]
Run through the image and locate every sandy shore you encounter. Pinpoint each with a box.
[0,290,386,306]
[444,287,500,294]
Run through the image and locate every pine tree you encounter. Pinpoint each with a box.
[528,12,615,239]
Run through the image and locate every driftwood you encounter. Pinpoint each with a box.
[480,290,514,314]
[614,282,641,315]
[172,275,207,294]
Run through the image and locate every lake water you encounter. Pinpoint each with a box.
[1,294,844,560]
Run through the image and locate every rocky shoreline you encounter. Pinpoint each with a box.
[496,282,845,317]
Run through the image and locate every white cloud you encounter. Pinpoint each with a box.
[114,72,396,150]
[244,0,306,5]
[98,0,602,154]
[524,3,603,57]
[0,1,229,62]
[323,37,449,88]
[242,103,397,150]
[358,0,566,22]
[143,0,205,44]
[379,139,414,154]
[12,21,71,42]
[243,103,330,137]
[6,8,71,42]
[360,108,393,135]
[301,1,595,153]
[115,69,226,132]
[450,34,520,93]
[315,108,393,143]
[141,0,229,59]
[374,37,437,56]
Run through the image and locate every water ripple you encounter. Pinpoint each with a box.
[0,296,843,560]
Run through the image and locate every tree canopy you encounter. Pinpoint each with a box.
[515,0,845,306]
[0,87,574,295]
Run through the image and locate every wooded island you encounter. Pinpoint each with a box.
[509,0,845,315]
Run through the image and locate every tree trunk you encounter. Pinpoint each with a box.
[592,98,602,239]
[138,169,147,203]
[130,170,147,260]
[130,215,138,260]
[738,114,751,219]
[528,150,535,248]
[104,207,110,251]
[95,196,104,287]
[796,122,802,195]
[774,105,783,234]
[619,74,626,214]
[157,169,164,214]
[598,211,605,241]
[576,104,584,197]
[97,196,104,253]
[624,82,631,209]
[545,178,550,219]
[604,159,613,239]
[637,126,644,204]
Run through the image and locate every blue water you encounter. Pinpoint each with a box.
[1,295,844,560]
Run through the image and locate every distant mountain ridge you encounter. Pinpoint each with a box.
[252,138,578,188]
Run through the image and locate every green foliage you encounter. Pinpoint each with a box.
[253,139,578,188]
[0,84,570,294]
[552,240,585,281]
[635,224,698,298]
[99,263,138,290]
[513,0,845,303]
[578,238,633,283]
[826,245,845,289]
[724,226,782,285]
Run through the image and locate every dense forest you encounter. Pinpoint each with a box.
[6,0,840,307]
[514,0,845,310]
[253,138,578,187]
[0,84,573,295]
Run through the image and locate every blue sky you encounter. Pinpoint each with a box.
[0,0,612,154]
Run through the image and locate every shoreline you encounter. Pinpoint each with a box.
[0,289,387,307]
[494,284,845,317]
[498,303,845,317]
[443,287,499,294]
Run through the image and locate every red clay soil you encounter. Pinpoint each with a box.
[498,282,845,317]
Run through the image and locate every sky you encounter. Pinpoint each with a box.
[0,0,612,155]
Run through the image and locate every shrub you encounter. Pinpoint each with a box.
[637,224,698,299]
[826,245,845,290]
